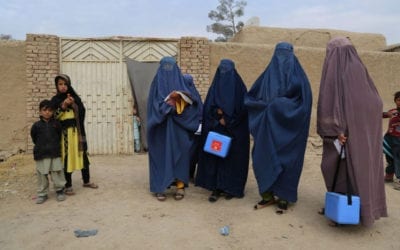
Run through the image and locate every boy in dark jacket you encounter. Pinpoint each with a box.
[31,100,66,204]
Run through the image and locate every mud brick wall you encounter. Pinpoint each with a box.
[178,37,210,100]
[25,34,60,152]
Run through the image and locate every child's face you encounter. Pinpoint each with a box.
[57,79,68,93]
[40,107,54,121]
[395,97,400,108]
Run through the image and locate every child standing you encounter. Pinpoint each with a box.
[383,91,400,189]
[30,100,66,204]
[51,74,98,195]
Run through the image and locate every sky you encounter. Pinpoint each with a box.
[1,0,399,45]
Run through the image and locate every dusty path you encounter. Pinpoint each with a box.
[0,143,399,249]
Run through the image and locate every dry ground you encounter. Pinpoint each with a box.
[1,139,399,250]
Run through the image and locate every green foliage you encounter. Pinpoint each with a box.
[207,0,247,42]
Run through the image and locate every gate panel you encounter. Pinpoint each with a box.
[60,38,178,154]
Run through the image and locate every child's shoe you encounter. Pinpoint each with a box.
[384,173,394,183]
[36,195,48,204]
[56,190,66,202]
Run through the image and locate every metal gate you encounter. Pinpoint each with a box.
[60,37,179,154]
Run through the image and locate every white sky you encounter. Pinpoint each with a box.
[1,0,399,45]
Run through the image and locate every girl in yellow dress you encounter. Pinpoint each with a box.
[51,74,98,195]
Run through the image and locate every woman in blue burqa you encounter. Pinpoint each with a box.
[196,59,250,202]
[147,57,202,201]
[182,74,203,182]
[245,42,312,213]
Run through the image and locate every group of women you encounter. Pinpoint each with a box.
[146,36,388,227]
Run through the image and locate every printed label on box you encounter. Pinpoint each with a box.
[211,140,222,152]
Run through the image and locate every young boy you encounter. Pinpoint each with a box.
[30,100,66,204]
[383,91,400,189]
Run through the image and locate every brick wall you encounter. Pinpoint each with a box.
[25,34,60,152]
[23,35,212,153]
[14,34,400,154]
[178,37,210,100]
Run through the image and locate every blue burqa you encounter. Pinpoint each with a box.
[182,74,203,122]
[183,74,203,176]
[244,42,312,202]
[196,59,250,198]
[147,57,202,193]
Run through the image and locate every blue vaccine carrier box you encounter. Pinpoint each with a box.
[203,131,232,158]
[324,192,360,224]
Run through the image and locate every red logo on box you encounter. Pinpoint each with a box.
[211,140,222,152]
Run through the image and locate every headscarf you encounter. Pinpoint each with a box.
[51,74,87,150]
[205,59,246,119]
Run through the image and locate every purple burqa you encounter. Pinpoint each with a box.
[317,37,387,226]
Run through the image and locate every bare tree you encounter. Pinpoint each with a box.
[207,0,247,42]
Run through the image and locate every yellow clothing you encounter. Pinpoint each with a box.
[176,99,189,114]
[176,180,185,189]
[57,109,84,173]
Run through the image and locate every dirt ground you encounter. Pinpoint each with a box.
[1,138,400,250]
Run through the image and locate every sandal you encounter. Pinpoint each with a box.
[208,190,221,203]
[275,200,289,214]
[174,188,185,201]
[253,197,276,210]
[155,193,166,201]
[318,207,325,215]
[83,182,99,189]
[64,187,75,195]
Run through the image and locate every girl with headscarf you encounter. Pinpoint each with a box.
[245,42,312,213]
[51,74,98,195]
[147,57,202,201]
[317,37,387,226]
[196,59,250,202]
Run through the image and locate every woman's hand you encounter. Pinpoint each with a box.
[166,91,182,107]
[219,117,226,126]
[216,108,226,126]
[338,133,347,145]
[169,91,179,99]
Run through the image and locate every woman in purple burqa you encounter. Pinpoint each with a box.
[317,37,387,226]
